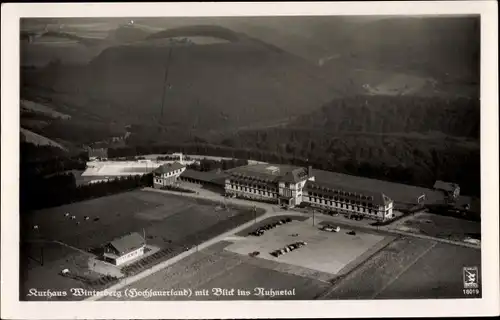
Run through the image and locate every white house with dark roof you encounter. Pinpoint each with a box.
[103,232,146,266]
[153,161,186,188]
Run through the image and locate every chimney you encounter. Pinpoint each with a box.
[179,153,183,165]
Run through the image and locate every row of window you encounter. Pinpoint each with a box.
[307,187,374,201]
[229,181,275,191]
[305,197,382,214]
[162,169,183,177]
[229,185,277,197]
[307,194,375,208]
[118,248,142,261]
[155,177,178,184]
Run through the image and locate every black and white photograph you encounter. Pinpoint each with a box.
[1,1,498,319]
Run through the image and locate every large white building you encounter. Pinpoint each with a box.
[224,164,394,221]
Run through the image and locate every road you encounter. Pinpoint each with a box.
[145,187,480,250]
[86,186,479,301]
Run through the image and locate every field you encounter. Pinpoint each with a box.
[390,212,481,242]
[319,237,481,299]
[101,241,332,301]
[20,190,263,300]
[98,215,481,301]
[82,161,162,177]
[81,160,199,178]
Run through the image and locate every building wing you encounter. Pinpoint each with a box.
[180,169,228,186]
[304,180,392,207]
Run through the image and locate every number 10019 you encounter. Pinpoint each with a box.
[463,289,480,295]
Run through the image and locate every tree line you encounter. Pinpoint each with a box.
[21,172,153,211]
[187,158,249,172]
[107,139,479,197]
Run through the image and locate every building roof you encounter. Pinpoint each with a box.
[226,164,309,184]
[433,180,459,192]
[154,162,185,174]
[311,169,447,205]
[304,180,392,206]
[281,167,309,183]
[109,232,145,255]
[180,169,228,186]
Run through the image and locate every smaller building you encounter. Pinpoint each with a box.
[88,148,108,161]
[103,232,146,266]
[153,162,186,188]
[433,180,460,201]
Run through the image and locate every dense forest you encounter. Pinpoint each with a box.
[292,96,480,139]
[104,95,480,196]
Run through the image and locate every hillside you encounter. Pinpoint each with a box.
[21,99,71,120]
[20,128,67,150]
[291,96,480,139]
[318,17,479,97]
[21,25,340,131]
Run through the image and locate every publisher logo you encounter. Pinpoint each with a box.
[463,266,479,289]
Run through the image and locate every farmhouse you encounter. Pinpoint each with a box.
[224,164,395,221]
[433,180,460,201]
[103,232,146,266]
[153,162,186,188]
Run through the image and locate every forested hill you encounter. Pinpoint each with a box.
[291,96,480,139]
[213,95,480,197]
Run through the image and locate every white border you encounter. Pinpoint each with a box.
[1,1,498,319]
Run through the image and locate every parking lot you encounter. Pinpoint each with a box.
[225,219,392,275]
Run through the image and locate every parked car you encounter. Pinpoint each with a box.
[249,251,260,257]
[347,230,356,236]
[320,225,341,233]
